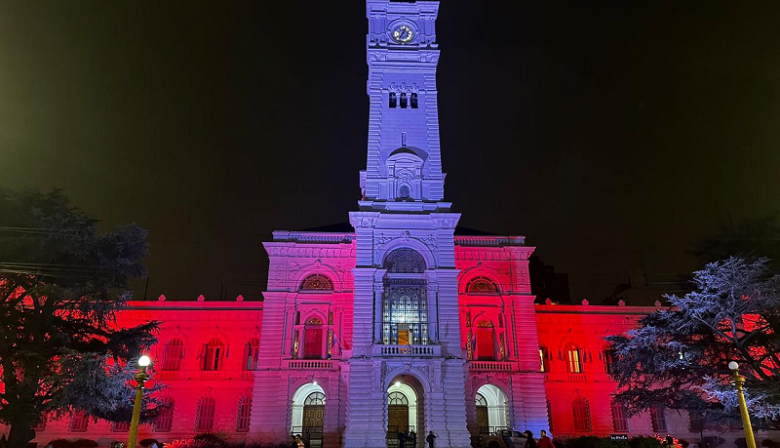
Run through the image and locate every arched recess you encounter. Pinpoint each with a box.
[385,372,426,447]
[475,384,509,433]
[458,266,504,295]
[291,382,326,435]
[380,247,432,346]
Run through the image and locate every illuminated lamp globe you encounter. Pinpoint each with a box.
[728,361,739,371]
[138,355,151,367]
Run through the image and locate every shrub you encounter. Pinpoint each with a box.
[48,440,72,448]
[762,441,780,448]
[70,439,99,448]
[629,437,662,448]
[702,437,726,448]
[140,440,160,448]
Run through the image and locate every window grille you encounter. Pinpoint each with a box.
[236,396,252,432]
[650,406,667,432]
[112,421,130,432]
[388,391,408,405]
[572,398,592,432]
[611,400,630,433]
[69,410,89,432]
[304,392,326,406]
[154,398,174,432]
[196,397,216,432]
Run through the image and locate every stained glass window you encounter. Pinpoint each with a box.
[300,274,333,291]
[466,277,498,293]
[382,280,428,345]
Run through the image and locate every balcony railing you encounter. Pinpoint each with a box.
[469,361,514,372]
[374,345,441,357]
[285,360,336,370]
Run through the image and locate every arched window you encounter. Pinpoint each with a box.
[304,392,326,406]
[202,338,224,371]
[411,93,418,109]
[389,92,397,108]
[476,321,495,360]
[304,317,324,359]
[244,338,260,371]
[539,346,550,373]
[572,397,592,432]
[236,396,252,432]
[69,410,89,432]
[398,184,411,199]
[388,391,409,405]
[466,277,498,294]
[154,398,174,432]
[475,393,488,407]
[400,92,408,108]
[196,397,216,432]
[611,400,629,433]
[162,339,184,371]
[650,406,667,432]
[566,344,583,374]
[300,274,333,291]
[112,421,130,432]
[384,248,426,273]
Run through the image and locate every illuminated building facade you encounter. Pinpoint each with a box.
[14,1,704,447]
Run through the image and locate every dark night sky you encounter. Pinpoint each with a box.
[2,1,779,302]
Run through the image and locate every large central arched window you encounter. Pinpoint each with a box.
[382,248,429,346]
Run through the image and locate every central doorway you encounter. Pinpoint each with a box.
[303,392,325,448]
[386,376,423,448]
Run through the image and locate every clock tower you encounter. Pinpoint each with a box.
[346,1,471,448]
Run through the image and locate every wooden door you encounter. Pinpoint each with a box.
[388,405,409,434]
[476,406,489,433]
[303,405,325,444]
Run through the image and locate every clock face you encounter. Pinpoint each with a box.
[392,25,414,43]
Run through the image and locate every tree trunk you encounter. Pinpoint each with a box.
[8,423,35,448]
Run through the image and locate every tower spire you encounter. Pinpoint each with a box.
[360,1,449,213]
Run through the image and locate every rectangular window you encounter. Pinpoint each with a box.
[112,421,130,432]
[70,410,89,432]
[650,407,667,432]
[567,348,583,373]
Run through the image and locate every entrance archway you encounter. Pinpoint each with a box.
[291,383,326,448]
[475,384,509,434]
[387,375,425,448]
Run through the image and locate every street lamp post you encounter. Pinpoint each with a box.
[729,361,757,448]
[127,355,151,448]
